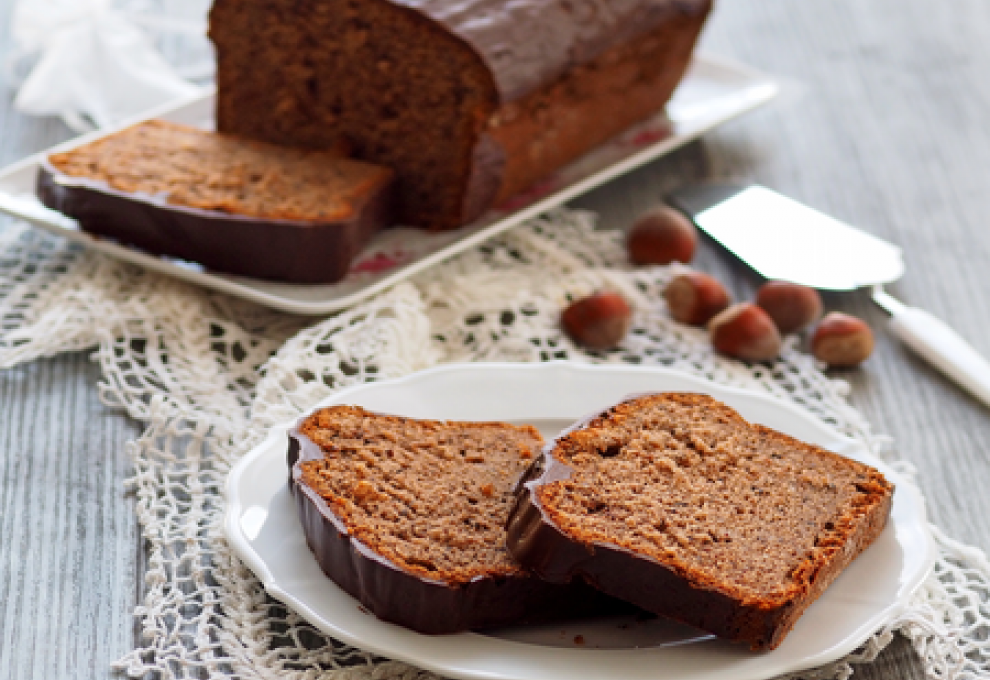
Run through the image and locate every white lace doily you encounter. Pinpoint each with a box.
[0,209,986,679]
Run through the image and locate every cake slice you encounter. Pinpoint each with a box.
[38,120,394,284]
[506,393,894,650]
[289,405,626,633]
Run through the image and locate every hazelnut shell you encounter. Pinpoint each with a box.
[811,312,874,367]
[709,303,782,362]
[626,206,698,266]
[664,272,732,326]
[561,291,632,351]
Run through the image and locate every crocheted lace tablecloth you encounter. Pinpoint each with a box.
[0,209,986,679]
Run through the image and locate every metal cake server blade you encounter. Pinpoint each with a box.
[668,184,990,408]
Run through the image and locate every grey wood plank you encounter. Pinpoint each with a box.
[0,355,141,680]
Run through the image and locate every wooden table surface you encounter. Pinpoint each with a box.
[2,1,989,678]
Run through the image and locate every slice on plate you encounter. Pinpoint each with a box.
[37,120,394,284]
[506,392,894,650]
[289,405,628,634]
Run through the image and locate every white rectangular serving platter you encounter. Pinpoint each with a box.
[0,54,777,316]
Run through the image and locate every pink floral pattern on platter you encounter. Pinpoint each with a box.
[628,125,673,148]
[350,250,409,274]
[491,117,672,214]
[496,178,562,213]
[343,112,673,283]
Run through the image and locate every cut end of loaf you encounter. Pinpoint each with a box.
[210,0,497,229]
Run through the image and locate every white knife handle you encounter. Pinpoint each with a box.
[888,307,990,408]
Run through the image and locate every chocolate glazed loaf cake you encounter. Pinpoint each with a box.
[289,405,628,633]
[506,393,894,651]
[209,0,712,229]
[38,120,394,284]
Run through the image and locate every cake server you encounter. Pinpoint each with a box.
[667,183,990,408]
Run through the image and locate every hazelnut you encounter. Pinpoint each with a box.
[811,312,874,367]
[561,291,632,351]
[664,272,732,326]
[709,303,782,362]
[756,281,823,335]
[626,206,698,265]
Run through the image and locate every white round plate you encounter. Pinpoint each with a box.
[225,362,935,680]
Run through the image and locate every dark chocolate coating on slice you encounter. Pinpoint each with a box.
[393,0,712,102]
[505,401,895,651]
[36,163,394,285]
[288,426,631,634]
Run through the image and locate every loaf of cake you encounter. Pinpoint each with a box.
[289,405,628,633]
[506,393,894,651]
[209,0,712,230]
[37,120,395,284]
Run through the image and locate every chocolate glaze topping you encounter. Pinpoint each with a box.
[393,0,711,102]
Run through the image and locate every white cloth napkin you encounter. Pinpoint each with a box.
[7,0,212,132]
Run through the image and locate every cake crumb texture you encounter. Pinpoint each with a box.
[537,393,894,607]
[47,120,392,223]
[298,405,541,583]
[210,0,496,229]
